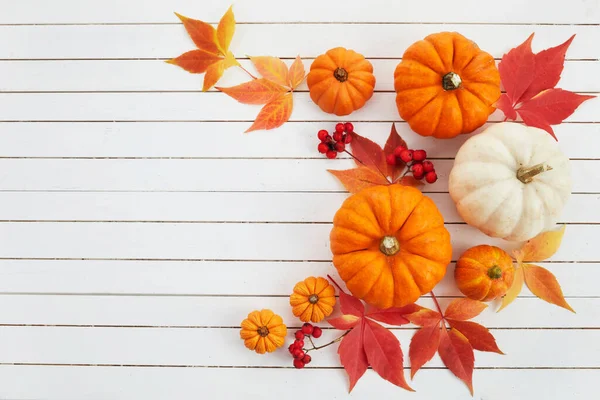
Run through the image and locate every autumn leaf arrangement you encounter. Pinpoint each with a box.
[167,5,594,396]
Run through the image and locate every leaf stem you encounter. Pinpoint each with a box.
[431,291,448,330]
[237,64,257,80]
[305,330,351,353]
[343,149,363,165]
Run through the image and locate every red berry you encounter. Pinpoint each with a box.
[302,323,314,335]
[335,123,345,133]
[288,344,295,354]
[413,149,427,161]
[343,134,353,144]
[413,172,425,180]
[333,131,343,142]
[412,163,424,176]
[344,122,354,133]
[302,354,312,364]
[425,171,438,184]
[312,326,322,338]
[335,142,345,152]
[393,146,407,157]
[317,129,329,142]
[295,331,305,340]
[317,143,329,154]
[326,150,337,159]
[386,153,397,166]
[293,349,305,359]
[422,160,434,173]
[293,359,305,369]
[294,339,304,348]
[399,149,413,163]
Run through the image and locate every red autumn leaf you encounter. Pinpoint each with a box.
[216,5,235,54]
[366,304,423,326]
[438,328,475,395]
[498,33,535,105]
[446,319,504,354]
[166,49,222,74]
[288,56,305,90]
[328,166,390,194]
[338,322,368,392]
[250,56,290,87]
[349,132,390,181]
[245,93,293,132]
[443,298,487,321]
[382,123,408,181]
[408,322,441,378]
[405,308,442,326]
[217,78,288,105]
[328,277,365,317]
[398,175,425,188]
[328,314,362,330]
[517,108,556,139]
[494,93,517,120]
[175,12,221,55]
[522,264,575,312]
[363,319,413,391]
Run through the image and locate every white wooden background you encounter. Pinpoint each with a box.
[0,0,599,399]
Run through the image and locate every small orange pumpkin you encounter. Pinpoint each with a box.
[240,309,287,354]
[394,32,501,138]
[290,276,336,322]
[307,47,375,116]
[455,245,515,301]
[330,185,452,309]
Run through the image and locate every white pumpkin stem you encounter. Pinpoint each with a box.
[517,163,553,184]
[379,236,400,256]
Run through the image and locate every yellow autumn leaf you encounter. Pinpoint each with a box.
[203,60,225,91]
[216,6,235,54]
[522,263,575,313]
[245,93,294,132]
[288,55,305,89]
[519,225,566,262]
[250,56,289,87]
[497,266,523,312]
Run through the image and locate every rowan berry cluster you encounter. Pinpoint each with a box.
[387,145,438,183]
[317,122,354,159]
[288,322,323,369]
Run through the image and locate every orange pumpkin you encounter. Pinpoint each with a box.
[307,47,375,116]
[455,245,515,301]
[394,32,501,139]
[330,185,452,309]
[240,309,287,354]
[290,276,336,322]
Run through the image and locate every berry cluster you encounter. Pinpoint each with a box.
[317,122,354,159]
[386,145,438,183]
[288,322,322,369]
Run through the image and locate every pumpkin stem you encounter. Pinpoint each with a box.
[379,236,400,256]
[333,67,348,82]
[487,265,503,279]
[442,72,462,90]
[517,162,553,184]
[308,294,319,304]
[257,326,269,337]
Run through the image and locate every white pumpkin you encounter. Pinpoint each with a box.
[449,123,571,242]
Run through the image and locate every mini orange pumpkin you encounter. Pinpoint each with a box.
[290,276,336,322]
[394,32,501,138]
[240,309,287,354]
[455,245,515,301]
[307,47,375,116]
[330,185,452,309]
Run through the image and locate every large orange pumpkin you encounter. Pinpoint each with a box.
[394,32,501,139]
[307,47,375,116]
[330,185,452,309]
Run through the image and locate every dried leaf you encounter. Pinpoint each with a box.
[288,56,305,90]
[498,266,524,312]
[338,322,368,392]
[498,33,535,105]
[217,78,288,105]
[349,132,389,180]
[520,225,566,262]
[166,49,222,74]
[523,264,575,312]
[328,166,390,194]
[245,93,293,133]
[366,304,422,326]
[447,319,504,354]
[382,123,408,181]
[328,314,362,330]
[203,60,225,91]
[250,56,290,87]
[363,319,413,391]
[438,328,475,395]
[444,298,487,321]
[216,5,235,54]
[409,323,441,378]
[405,308,442,327]
[175,12,220,55]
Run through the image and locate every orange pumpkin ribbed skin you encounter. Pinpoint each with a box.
[394,32,501,139]
[307,47,375,116]
[240,309,287,354]
[330,185,452,309]
[455,245,515,301]
[290,276,336,323]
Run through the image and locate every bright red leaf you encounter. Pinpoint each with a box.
[438,328,475,395]
[337,322,368,392]
[498,33,535,105]
[366,304,422,326]
[444,298,487,321]
[518,88,595,127]
[408,322,441,378]
[382,123,408,181]
[446,319,503,354]
[349,131,390,180]
[328,314,362,330]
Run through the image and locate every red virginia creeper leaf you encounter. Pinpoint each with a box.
[366,304,423,326]
[398,175,425,188]
[523,264,575,312]
[328,314,362,330]
[444,298,488,321]
[495,93,517,120]
[438,328,475,395]
[520,35,575,102]
[382,123,408,181]
[517,108,556,139]
[498,33,535,105]
[338,322,368,392]
[216,5,235,54]
[250,56,290,87]
[498,266,524,312]
[175,12,220,55]
[288,56,305,90]
[447,319,504,354]
[166,49,222,74]
[349,132,390,181]
[328,166,391,194]
[363,319,413,391]
[217,78,288,105]
[405,308,442,327]
[409,323,441,378]
[327,276,365,317]
[245,93,293,132]
[203,60,225,91]
[517,89,595,130]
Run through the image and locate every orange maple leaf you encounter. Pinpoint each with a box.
[174,12,220,55]
[250,56,290,87]
[245,93,294,133]
[216,6,235,54]
[328,166,390,194]
[217,78,288,105]
[288,55,306,90]
[166,49,222,74]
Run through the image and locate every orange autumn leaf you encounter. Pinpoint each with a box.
[398,175,425,188]
[166,49,222,73]
[446,320,504,354]
[408,323,441,378]
[523,264,575,312]
[217,78,288,105]
[405,308,442,327]
[203,60,226,91]
[444,298,487,321]
[288,55,305,89]
[175,12,220,55]
[520,225,566,262]
[216,5,235,54]
[498,266,524,312]
[250,56,290,87]
[328,166,390,194]
[245,93,294,132]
